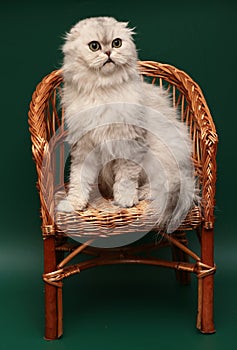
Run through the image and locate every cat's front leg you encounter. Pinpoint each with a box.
[113,159,140,208]
[57,142,98,212]
[57,162,92,212]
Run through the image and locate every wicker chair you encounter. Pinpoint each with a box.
[28,61,218,340]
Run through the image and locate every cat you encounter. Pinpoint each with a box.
[57,16,198,233]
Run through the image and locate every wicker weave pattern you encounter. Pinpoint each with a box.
[29,70,63,228]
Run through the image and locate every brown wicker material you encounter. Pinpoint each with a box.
[54,190,202,237]
[28,61,218,339]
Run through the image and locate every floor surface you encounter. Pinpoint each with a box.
[1,230,236,350]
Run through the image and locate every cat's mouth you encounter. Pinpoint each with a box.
[103,58,115,66]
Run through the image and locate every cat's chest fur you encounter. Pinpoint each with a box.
[64,79,142,110]
[63,79,146,144]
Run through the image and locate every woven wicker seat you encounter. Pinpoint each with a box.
[28,61,218,339]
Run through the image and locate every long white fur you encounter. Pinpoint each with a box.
[57,16,198,233]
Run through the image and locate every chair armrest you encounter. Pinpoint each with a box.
[138,61,218,228]
[28,70,63,163]
[28,70,63,227]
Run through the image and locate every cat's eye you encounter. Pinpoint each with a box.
[88,41,101,52]
[112,38,122,48]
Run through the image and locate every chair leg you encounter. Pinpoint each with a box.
[198,227,216,333]
[44,237,63,340]
[44,284,59,340]
[171,231,191,285]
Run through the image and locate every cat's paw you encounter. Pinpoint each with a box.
[57,199,74,212]
[113,179,139,208]
[57,197,87,212]
[113,192,139,208]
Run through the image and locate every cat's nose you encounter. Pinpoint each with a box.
[105,51,111,57]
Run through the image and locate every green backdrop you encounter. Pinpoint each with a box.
[1,0,237,349]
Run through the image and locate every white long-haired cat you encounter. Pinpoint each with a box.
[57,16,198,233]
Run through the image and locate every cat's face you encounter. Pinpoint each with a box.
[63,17,137,77]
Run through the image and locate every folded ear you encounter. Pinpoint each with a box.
[121,21,136,36]
[66,27,80,41]
[69,25,80,36]
[61,29,80,54]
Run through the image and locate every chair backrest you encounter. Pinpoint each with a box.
[28,61,218,230]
